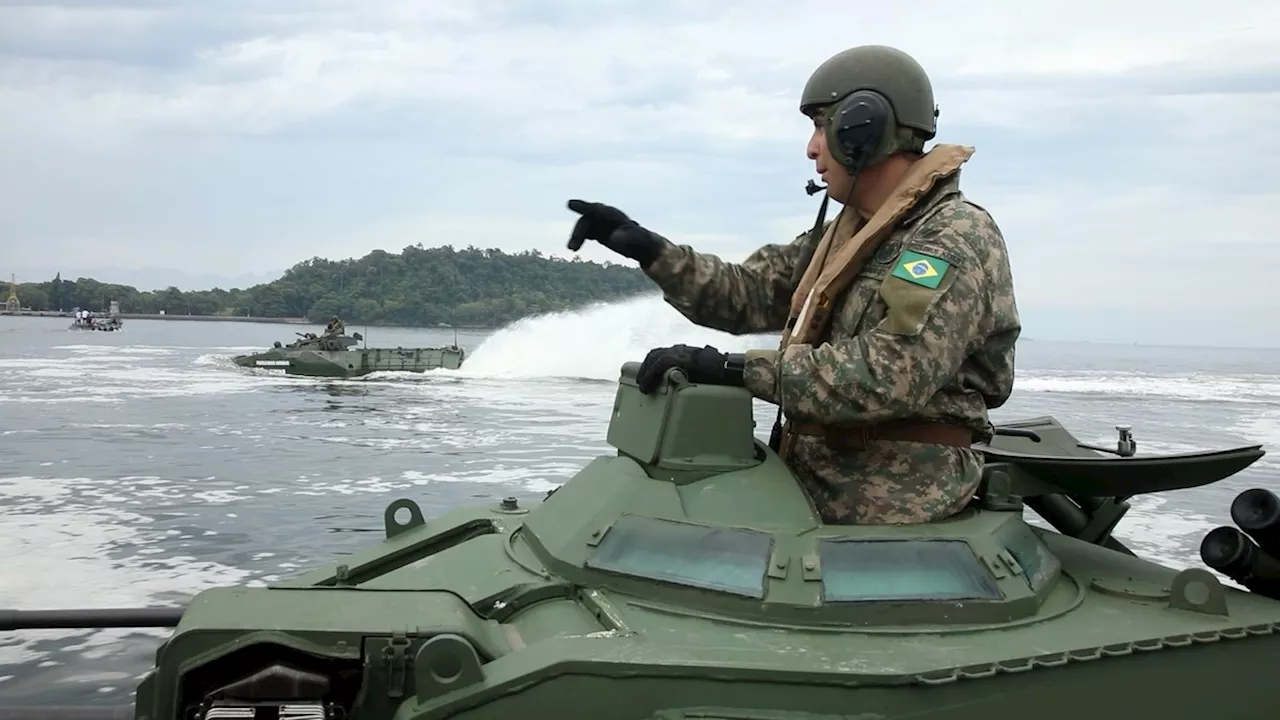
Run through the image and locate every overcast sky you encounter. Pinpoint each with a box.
[1,1,1277,346]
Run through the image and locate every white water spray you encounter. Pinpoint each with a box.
[456,293,780,381]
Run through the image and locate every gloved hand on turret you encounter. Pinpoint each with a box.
[636,344,745,394]
[565,200,663,268]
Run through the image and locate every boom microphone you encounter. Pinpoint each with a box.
[805,179,827,196]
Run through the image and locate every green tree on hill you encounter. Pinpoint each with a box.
[1,245,655,327]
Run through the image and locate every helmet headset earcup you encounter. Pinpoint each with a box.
[823,89,899,175]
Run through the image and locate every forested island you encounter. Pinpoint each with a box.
[2,245,655,327]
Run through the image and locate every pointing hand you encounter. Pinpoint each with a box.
[566,199,662,268]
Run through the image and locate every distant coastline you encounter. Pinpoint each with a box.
[1,309,307,324]
[0,309,498,330]
[2,244,651,330]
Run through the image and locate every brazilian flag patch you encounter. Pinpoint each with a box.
[892,250,951,289]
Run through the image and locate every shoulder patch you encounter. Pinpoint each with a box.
[891,250,951,289]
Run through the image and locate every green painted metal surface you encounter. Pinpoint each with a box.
[232,331,465,378]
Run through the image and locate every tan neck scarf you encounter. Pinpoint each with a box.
[782,144,974,349]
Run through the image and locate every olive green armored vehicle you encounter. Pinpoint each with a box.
[3,361,1277,720]
[232,331,465,378]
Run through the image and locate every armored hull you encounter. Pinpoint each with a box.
[3,361,1277,720]
[233,345,465,377]
[232,332,465,378]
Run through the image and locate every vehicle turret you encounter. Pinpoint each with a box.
[284,330,363,352]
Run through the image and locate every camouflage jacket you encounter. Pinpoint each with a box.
[640,170,1021,524]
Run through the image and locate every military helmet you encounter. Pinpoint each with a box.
[800,45,937,141]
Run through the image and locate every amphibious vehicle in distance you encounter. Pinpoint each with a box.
[2,360,1277,720]
[68,315,122,332]
[232,330,465,378]
[68,302,123,332]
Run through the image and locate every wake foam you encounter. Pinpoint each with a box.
[0,475,257,668]
[456,294,779,381]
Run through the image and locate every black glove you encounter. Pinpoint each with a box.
[566,199,663,268]
[636,344,745,394]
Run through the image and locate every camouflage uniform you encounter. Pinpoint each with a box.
[639,171,1020,524]
[565,45,1021,524]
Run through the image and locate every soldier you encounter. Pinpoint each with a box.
[564,45,1021,525]
[323,316,345,337]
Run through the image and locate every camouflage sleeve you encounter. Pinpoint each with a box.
[739,212,994,423]
[640,229,819,336]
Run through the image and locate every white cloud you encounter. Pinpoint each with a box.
[0,0,1276,343]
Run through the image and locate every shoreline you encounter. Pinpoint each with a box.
[0,310,497,331]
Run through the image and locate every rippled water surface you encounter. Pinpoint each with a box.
[1,296,1278,705]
